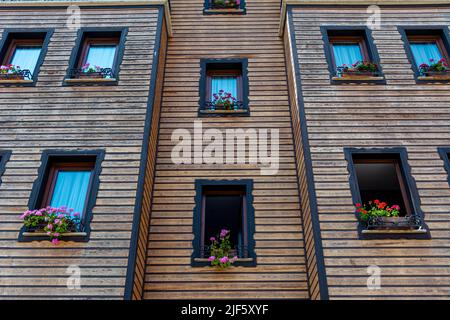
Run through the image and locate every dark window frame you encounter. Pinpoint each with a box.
[0,150,12,187]
[398,26,450,83]
[344,147,429,239]
[320,26,385,84]
[199,58,250,117]
[0,28,54,86]
[77,36,120,69]
[64,27,128,86]
[191,179,256,267]
[19,149,105,242]
[203,0,246,15]
[438,147,450,187]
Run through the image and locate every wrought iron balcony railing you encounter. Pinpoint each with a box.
[67,67,113,79]
[0,69,32,81]
[366,215,423,230]
[205,0,242,10]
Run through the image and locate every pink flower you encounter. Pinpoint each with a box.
[53,233,60,237]
[220,229,229,238]
[220,256,229,264]
[391,205,400,210]
[210,237,216,242]
[51,238,60,245]
[230,256,238,263]
[208,256,215,262]
[47,224,53,230]
[73,212,80,217]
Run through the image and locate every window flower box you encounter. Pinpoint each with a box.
[418,58,450,80]
[20,206,83,245]
[0,64,32,82]
[65,64,115,83]
[200,90,248,115]
[211,0,240,9]
[334,61,383,81]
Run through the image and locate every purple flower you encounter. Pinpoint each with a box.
[208,256,216,262]
[210,237,216,242]
[219,256,229,264]
[47,224,53,230]
[73,212,80,217]
[220,229,229,238]
[230,256,238,263]
[51,238,60,245]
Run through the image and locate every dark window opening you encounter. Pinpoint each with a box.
[206,62,243,103]
[204,0,246,14]
[201,185,247,258]
[353,155,413,217]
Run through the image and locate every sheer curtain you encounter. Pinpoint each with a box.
[211,76,238,100]
[50,171,92,216]
[332,44,363,68]
[85,45,117,69]
[10,46,42,75]
[410,43,443,67]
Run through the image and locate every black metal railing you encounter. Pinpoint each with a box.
[419,69,450,77]
[199,245,250,259]
[366,215,422,230]
[68,67,113,79]
[0,69,32,80]
[336,66,382,78]
[202,100,246,111]
[205,0,242,10]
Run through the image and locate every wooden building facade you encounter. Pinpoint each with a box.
[0,0,449,300]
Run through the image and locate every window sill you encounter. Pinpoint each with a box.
[332,76,385,83]
[64,78,117,85]
[0,79,34,85]
[194,257,254,263]
[19,231,89,242]
[417,76,450,81]
[360,228,430,240]
[204,8,245,14]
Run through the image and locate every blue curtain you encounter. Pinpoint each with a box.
[10,46,42,75]
[332,44,364,68]
[211,76,238,100]
[50,171,92,216]
[85,45,117,69]
[410,43,442,67]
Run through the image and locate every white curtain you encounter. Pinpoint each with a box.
[50,171,92,217]
[10,46,42,75]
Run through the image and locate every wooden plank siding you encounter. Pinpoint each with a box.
[288,4,450,299]
[143,0,310,300]
[0,6,162,299]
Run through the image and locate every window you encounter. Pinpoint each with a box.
[204,0,246,14]
[0,151,11,187]
[321,27,384,82]
[192,180,256,266]
[22,150,105,242]
[344,148,428,238]
[199,59,249,116]
[438,147,450,187]
[65,28,127,83]
[0,30,52,83]
[399,27,450,81]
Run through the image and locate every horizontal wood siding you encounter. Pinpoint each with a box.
[284,21,321,300]
[0,6,160,299]
[289,5,450,299]
[144,0,309,299]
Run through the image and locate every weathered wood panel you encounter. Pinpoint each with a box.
[0,6,161,299]
[143,0,309,299]
[289,4,450,299]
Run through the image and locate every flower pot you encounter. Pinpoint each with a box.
[341,70,376,78]
[77,72,104,79]
[423,70,450,79]
[368,216,415,230]
[0,73,24,80]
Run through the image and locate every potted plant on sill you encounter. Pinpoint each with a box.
[338,61,379,78]
[211,0,240,9]
[77,63,104,79]
[20,206,82,245]
[207,229,238,269]
[355,200,415,230]
[0,64,26,80]
[419,58,450,79]
[211,90,238,111]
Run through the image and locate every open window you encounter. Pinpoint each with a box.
[0,30,52,84]
[321,27,384,83]
[399,27,450,81]
[20,150,105,242]
[192,180,256,266]
[203,0,246,15]
[65,28,127,84]
[344,148,428,238]
[199,59,249,116]
[0,151,11,187]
